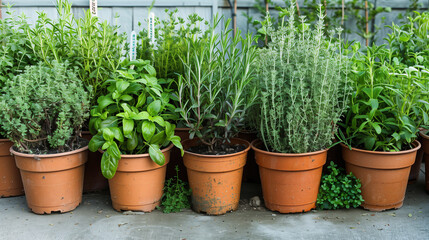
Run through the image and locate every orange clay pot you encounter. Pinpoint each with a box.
[0,139,24,197]
[419,131,429,192]
[81,131,109,192]
[341,141,420,211]
[183,138,249,215]
[166,128,190,182]
[252,140,327,213]
[11,145,88,214]
[108,144,173,212]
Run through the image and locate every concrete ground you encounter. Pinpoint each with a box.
[0,165,428,240]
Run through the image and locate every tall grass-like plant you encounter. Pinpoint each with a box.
[177,17,257,151]
[255,2,352,153]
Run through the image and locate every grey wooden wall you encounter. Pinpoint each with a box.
[2,0,428,45]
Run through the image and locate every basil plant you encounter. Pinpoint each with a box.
[89,60,183,179]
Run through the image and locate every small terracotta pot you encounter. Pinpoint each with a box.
[108,144,173,212]
[81,131,109,192]
[11,145,88,214]
[166,128,190,182]
[252,140,327,213]
[419,131,429,192]
[237,131,260,183]
[341,141,420,211]
[0,139,24,197]
[183,138,249,215]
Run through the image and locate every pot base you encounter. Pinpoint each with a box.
[0,188,24,198]
[362,201,403,212]
[112,201,160,213]
[264,202,315,214]
[29,201,81,214]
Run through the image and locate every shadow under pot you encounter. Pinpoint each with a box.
[251,140,327,213]
[182,138,250,215]
[10,145,88,214]
[107,144,172,212]
[0,139,24,198]
[341,141,420,211]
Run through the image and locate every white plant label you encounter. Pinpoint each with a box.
[148,12,155,45]
[90,0,98,17]
[129,31,137,62]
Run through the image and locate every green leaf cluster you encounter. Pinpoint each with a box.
[158,165,191,213]
[0,62,91,154]
[89,60,183,179]
[177,16,257,151]
[254,3,352,153]
[317,162,364,210]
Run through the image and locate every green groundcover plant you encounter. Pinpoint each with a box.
[158,165,191,213]
[177,16,257,151]
[317,161,363,210]
[0,62,91,154]
[89,60,183,179]
[254,2,352,153]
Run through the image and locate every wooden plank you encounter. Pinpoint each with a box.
[132,7,149,33]
[3,0,214,7]
[98,7,112,24]
[112,7,133,33]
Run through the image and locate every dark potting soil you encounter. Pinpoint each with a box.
[187,143,246,155]
[12,137,89,155]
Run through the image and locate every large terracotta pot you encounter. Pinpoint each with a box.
[81,131,109,192]
[0,139,24,197]
[341,141,420,211]
[237,131,260,183]
[183,138,249,215]
[419,131,429,192]
[11,145,88,214]
[108,144,172,212]
[166,128,190,182]
[252,140,327,213]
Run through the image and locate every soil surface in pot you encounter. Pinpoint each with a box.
[12,138,89,155]
[187,143,246,155]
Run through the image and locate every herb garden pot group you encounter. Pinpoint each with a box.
[341,142,420,211]
[251,140,327,213]
[108,144,173,212]
[0,139,24,198]
[11,145,88,214]
[183,138,249,215]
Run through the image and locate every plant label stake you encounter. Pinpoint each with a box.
[129,31,137,69]
[148,12,156,47]
[90,0,98,17]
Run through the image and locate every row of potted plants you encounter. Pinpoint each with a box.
[0,0,428,215]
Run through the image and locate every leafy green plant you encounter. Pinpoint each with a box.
[177,16,257,151]
[317,161,363,210]
[158,165,191,213]
[340,44,429,151]
[254,3,352,153]
[0,62,91,154]
[88,60,183,179]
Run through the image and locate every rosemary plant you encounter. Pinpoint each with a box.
[255,3,352,153]
[177,17,257,152]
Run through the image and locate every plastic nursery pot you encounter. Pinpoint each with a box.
[251,140,327,213]
[237,131,260,183]
[108,144,173,212]
[0,139,24,197]
[183,138,250,215]
[341,141,420,212]
[419,131,429,192]
[166,128,190,182]
[81,131,109,193]
[11,145,88,214]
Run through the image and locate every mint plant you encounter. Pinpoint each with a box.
[89,60,183,179]
[158,165,191,213]
[0,62,91,154]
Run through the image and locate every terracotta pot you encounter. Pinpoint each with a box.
[183,138,249,215]
[419,131,429,192]
[341,141,420,211]
[252,140,327,213]
[237,131,260,183]
[408,142,423,184]
[81,131,109,192]
[0,139,24,197]
[166,128,190,182]
[11,145,88,214]
[108,144,173,212]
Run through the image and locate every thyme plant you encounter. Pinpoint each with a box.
[255,3,352,153]
[177,17,257,151]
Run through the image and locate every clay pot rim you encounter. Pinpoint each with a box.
[0,138,10,142]
[175,127,191,131]
[10,145,89,158]
[419,130,429,140]
[99,143,174,158]
[340,141,421,155]
[251,139,328,156]
[182,138,250,158]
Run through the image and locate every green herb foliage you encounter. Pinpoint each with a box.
[158,165,191,213]
[0,62,91,154]
[255,3,352,153]
[317,161,363,210]
[89,60,183,179]
[177,16,257,151]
